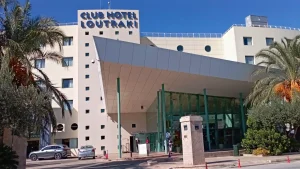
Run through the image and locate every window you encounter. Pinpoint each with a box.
[69,138,78,148]
[100,31,103,35]
[101,109,105,113]
[245,56,254,65]
[85,110,90,114]
[204,45,211,52]
[62,79,73,88]
[85,32,89,35]
[85,126,89,130]
[132,124,136,128]
[86,97,90,101]
[63,37,73,46]
[71,123,78,130]
[266,38,274,46]
[85,75,90,79]
[101,125,105,129]
[35,59,45,68]
[115,31,119,35]
[62,57,73,67]
[85,43,89,47]
[85,53,89,57]
[100,97,103,100]
[101,136,105,140]
[85,136,89,141]
[177,45,184,52]
[63,100,73,110]
[85,64,89,68]
[86,87,90,91]
[101,146,105,150]
[243,37,252,45]
[129,31,133,35]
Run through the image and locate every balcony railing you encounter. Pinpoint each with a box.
[141,32,222,38]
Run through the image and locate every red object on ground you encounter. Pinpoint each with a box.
[287,156,290,163]
[105,151,108,159]
[238,159,241,168]
[205,162,208,169]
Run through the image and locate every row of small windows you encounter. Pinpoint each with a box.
[85,31,133,36]
[70,123,106,131]
[35,57,73,69]
[176,45,212,52]
[243,37,274,46]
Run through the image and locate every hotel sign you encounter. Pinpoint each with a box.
[80,11,139,29]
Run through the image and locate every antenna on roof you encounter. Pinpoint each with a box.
[108,0,111,9]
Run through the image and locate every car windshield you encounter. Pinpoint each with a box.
[80,145,93,149]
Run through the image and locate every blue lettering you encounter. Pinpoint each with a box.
[91,12,98,19]
[99,12,105,19]
[128,12,132,19]
[107,12,115,19]
[111,20,118,28]
[133,12,138,20]
[134,21,138,28]
[118,21,126,28]
[127,21,133,28]
[87,21,95,28]
[80,12,87,20]
[86,12,92,20]
[115,12,122,19]
[96,21,103,28]
[80,21,86,28]
[121,12,128,19]
[104,20,110,28]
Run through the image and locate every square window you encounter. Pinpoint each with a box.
[101,136,105,140]
[100,31,103,35]
[62,57,73,67]
[129,31,133,35]
[101,125,105,129]
[243,37,252,45]
[85,110,90,114]
[115,31,119,35]
[85,136,89,141]
[63,100,73,110]
[85,126,89,130]
[101,109,105,113]
[86,97,90,101]
[184,125,188,131]
[85,64,89,68]
[101,146,105,150]
[85,53,89,57]
[62,79,73,88]
[266,37,274,46]
[85,87,90,91]
[132,124,136,128]
[85,75,90,79]
[245,56,254,65]
[85,32,89,35]
[85,43,89,47]
[63,37,73,46]
[35,59,45,68]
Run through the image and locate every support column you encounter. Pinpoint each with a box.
[240,93,246,136]
[203,89,211,151]
[157,91,161,152]
[117,77,122,158]
[162,84,167,154]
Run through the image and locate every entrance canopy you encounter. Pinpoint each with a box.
[93,37,257,114]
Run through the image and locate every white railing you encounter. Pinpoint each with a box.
[232,24,300,31]
[141,32,222,38]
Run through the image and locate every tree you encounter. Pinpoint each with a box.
[246,36,300,105]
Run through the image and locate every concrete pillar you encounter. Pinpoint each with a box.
[180,116,205,165]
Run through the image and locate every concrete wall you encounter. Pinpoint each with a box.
[222,27,238,62]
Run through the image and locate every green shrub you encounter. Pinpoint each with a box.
[0,144,18,169]
[242,129,290,155]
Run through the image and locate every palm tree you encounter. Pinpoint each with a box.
[246,36,300,106]
[0,0,72,132]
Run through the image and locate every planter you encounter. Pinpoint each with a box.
[243,154,266,157]
[219,144,224,149]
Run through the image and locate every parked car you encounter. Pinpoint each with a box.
[78,145,96,160]
[29,145,71,161]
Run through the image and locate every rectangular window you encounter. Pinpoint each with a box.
[132,124,136,128]
[85,136,89,141]
[62,79,73,88]
[69,138,78,148]
[85,126,89,130]
[115,31,119,35]
[243,37,252,45]
[101,109,105,113]
[129,31,133,35]
[86,87,90,91]
[85,43,89,47]
[100,31,103,35]
[62,57,73,67]
[85,110,90,114]
[63,37,73,46]
[101,125,105,129]
[63,100,73,110]
[85,75,90,79]
[86,97,90,101]
[101,146,105,150]
[35,59,45,68]
[85,64,89,68]
[85,53,89,57]
[85,32,89,35]
[101,136,105,140]
[245,56,254,65]
[266,37,274,46]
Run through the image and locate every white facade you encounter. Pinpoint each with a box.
[30,10,300,156]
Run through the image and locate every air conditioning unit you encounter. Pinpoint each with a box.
[51,123,65,133]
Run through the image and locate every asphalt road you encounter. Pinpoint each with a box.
[223,161,300,169]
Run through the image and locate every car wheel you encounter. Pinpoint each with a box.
[54,153,62,160]
[78,157,82,160]
[30,154,38,161]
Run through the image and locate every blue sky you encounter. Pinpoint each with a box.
[24,0,300,33]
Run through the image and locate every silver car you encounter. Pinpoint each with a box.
[29,145,71,161]
[78,145,96,160]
